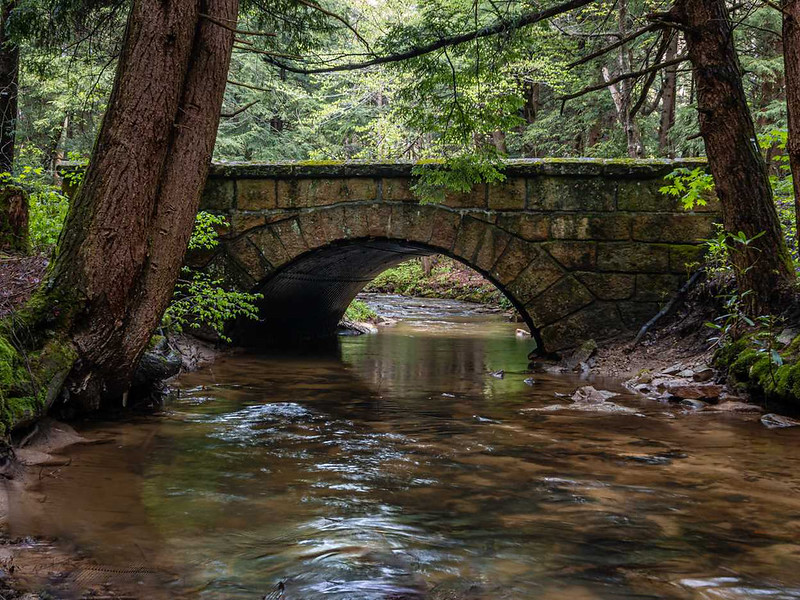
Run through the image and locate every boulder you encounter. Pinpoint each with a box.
[760,413,800,429]
[665,382,724,400]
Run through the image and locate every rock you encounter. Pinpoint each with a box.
[692,365,715,383]
[677,369,695,378]
[489,370,505,379]
[665,382,724,400]
[760,413,800,428]
[680,399,707,411]
[133,337,182,388]
[777,328,799,347]
[571,385,619,404]
[707,401,762,413]
[523,377,536,386]
[661,363,684,376]
[441,393,455,398]
[338,319,377,335]
[564,339,598,371]
[515,328,531,338]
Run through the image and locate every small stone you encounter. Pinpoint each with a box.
[523,378,536,386]
[760,413,800,428]
[708,401,762,413]
[516,328,532,338]
[571,385,619,404]
[680,399,707,411]
[489,370,505,379]
[677,369,695,378]
[661,363,684,376]
[692,366,714,382]
[777,328,799,347]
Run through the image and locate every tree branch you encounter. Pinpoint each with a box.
[227,79,270,93]
[200,13,276,36]
[262,0,595,75]
[567,23,660,68]
[294,0,373,53]
[221,100,259,118]
[560,54,688,102]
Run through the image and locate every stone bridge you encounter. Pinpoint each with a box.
[194,159,719,354]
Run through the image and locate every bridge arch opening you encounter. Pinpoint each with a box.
[231,238,544,351]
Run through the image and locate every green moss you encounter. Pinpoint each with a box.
[295,159,346,166]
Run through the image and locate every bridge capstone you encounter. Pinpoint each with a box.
[193,159,719,353]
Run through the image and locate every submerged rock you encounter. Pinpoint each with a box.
[760,413,800,429]
[489,370,505,379]
[523,377,536,386]
[571,385,619,404]
[707,401,762,413]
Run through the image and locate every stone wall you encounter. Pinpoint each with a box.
[196,159,720,352]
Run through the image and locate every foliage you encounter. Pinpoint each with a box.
[163,213,262,342]
[344,299,377,323]
[660,167,714,210]
[0,165,69,249]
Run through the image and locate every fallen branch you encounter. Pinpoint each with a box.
[633,269,705,347]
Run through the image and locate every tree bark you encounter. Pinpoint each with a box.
[17,0,238,412]
[0,0,18,173]
[658,33,679,156]
[669,0,795,313]
[784,0,800,241]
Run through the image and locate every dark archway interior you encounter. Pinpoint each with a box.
[231,239,536,347]
[234,240,433,345]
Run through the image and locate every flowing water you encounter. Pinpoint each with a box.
[8,294,800,599]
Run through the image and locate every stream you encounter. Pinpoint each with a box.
[7,294,800,599]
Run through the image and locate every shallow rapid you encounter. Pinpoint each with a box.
[9,295,800,599]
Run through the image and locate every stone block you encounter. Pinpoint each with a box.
[526,276,594,326]
[382,178,415,201]
[205,250,258,290]
[428,210,462,251]
[200,178,235,210]
[247,226,289,268]
[389,204,436,242]
[237,179,277,211]
[669,244,707,273]
[528,176,615,211]
[596,243,670,272]
[442,184,487,209]
[229,236,272,281]
[539,302,624,352]
[544,241,596,270]
[230,213,265,235]
[617,301,661,329]
[317,205,348,241]
[502,246,563,303]
[453,216,489,262]
[343,205,371,239]
[277,177,377,208]
[549,214,631,241]
[632,214,717,243]
[576,272,634,300]
[296,210,331,249]
[474,227,511,272]
[617,180,672,211]
[497,213,550,241]
[488,178,525,210]
[365,203,394,238]
[635,273,682,302]
[270,218,308,258]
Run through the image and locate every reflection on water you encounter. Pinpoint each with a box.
[9,295,800,599]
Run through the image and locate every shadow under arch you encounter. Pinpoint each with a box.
[231,237,544,352]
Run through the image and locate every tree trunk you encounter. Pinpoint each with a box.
[669,0,795,313]
[784,0,800,242]
[9,0,238,415]
[0,0,18,173]
[658,33,679,156]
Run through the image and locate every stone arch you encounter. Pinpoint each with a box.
[217,202,623,353]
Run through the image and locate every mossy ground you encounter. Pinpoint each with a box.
[717,332,800,406]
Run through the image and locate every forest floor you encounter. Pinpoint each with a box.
[0,253,48,318]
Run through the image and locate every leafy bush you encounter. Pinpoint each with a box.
[0,166,70,249]
[344,299,377,322]
[163,212,262,341]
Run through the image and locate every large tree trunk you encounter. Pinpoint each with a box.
[784,0,800,242]
[7,0,237,416]
[667,0,795,314]
[0,0,18,173]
